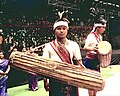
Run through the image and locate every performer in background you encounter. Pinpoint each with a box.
[28,47,38,91]
[22,47,38,91]
[28,73,38,91]
[83,18,107,96]
[42,12,83,96]
[0,50,10,96]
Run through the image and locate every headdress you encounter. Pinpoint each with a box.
[53,11,69,30]
[91,18,107,32]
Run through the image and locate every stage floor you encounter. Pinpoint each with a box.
[7,65,120,96]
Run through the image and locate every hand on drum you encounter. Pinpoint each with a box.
[90,45,98,52]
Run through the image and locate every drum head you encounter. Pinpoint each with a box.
[98,41,112,55]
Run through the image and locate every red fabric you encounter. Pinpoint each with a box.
[76,87,79,96]
[50,40,72,64]
[92,32,101,43]
[50,40,79,96]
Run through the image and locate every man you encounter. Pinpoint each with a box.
[42,12,83,96]
[83,18,107,96]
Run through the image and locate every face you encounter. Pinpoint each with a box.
[0,52,4,59]
[97,26,106,34]
[54,26,68,39]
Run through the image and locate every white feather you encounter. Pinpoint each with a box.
[58,11,65,19]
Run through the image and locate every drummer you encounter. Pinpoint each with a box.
[42,11,83,96]
[83,18,107,96]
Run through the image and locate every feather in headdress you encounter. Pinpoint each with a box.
[58,11,65,19]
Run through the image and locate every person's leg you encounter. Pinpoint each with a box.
[88,90,97,96]
[28,74,38,91]
[0,82,7,96]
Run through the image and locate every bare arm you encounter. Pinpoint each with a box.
[0,70,5,75]
[4,65,10,75]
[0,65,10,76]
[74,59,86,69]
[83,42,98,52]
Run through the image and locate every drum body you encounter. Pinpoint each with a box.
[10,51,104,91]
[97,41,112,68]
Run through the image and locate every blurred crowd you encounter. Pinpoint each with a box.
[0,15,93,58]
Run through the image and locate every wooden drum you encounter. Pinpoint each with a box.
[97,41,112,68]
[9,51,105,91]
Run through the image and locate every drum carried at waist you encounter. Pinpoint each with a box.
[9,51,104,91]
[97,41,112,68]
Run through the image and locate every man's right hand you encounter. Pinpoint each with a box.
[43,78,50,91]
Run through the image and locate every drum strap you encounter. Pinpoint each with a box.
[92,32,101,43]
[50,41,76,96]
[50,40,72,64]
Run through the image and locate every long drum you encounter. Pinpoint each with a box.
[10,51,104,91]
[97,41,112,68]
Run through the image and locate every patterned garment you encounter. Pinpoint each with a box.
[85,32,102,59]
[84,32,101,72]
[43,39,82,63]
[49,79,79,96]
[0,59,9,96]
[50,41,72,63]
[43,39,81,96]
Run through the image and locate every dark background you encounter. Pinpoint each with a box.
[0,0,120,88]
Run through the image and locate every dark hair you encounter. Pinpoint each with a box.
[0,50,4,56]
[95,18,107,25]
